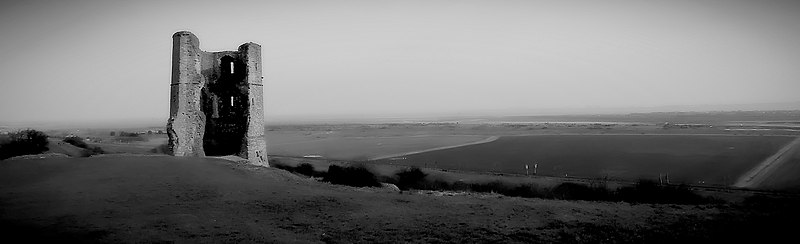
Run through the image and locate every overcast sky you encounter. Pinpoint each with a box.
[1,0,799,124]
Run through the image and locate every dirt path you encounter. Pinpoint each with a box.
[369,136,499,160]
[734,136,800,188]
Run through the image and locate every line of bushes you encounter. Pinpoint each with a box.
[114,131,146,143]
[273,161,710,205]
[389,167,709,204]
[63,136,105,157]
[0,129,49,160]
[273,162,381,187]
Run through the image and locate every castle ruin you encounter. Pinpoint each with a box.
[167,31,268,166]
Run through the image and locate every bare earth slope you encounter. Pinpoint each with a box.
[0,156,795,243]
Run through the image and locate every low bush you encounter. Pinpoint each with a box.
[275,160,709,204]
[552,182,611,201]
[272,162,325,178]
[63,136,89,148]
[274,162,381,187]
[324,164,381,187]
[118,131,140,137]
[390,168,709,204]
[505,184,549,198]
[394,167,427,190]
[115,132,146,142]
[149,143,172,155]
[0,129,49,160]
[63,136,105,157]
[295,163,317,177]
[469,180,513,194]
[272,163,294,171]
[616,180,705,204]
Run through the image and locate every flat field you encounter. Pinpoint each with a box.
[268,134,489,160]
[384,135,794,186]
[22,118,800,189]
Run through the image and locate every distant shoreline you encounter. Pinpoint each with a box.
[369,136,499,160]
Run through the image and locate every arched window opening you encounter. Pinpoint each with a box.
[220,56,235,75]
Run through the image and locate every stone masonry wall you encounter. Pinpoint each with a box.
[167,31,206,157]
[167,31,268,166]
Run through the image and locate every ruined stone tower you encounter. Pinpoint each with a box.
[167,31,268,166]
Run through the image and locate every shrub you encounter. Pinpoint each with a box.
[118,131,139,137]
[615,179,707,204]
[272,162,325,178]
[387,173,708,204]
[552,182,610,201]
[0,129,50,160]
[448,180,472,192]
[272,163,293,171]
[115,131,145,142]
[394,167,427,190]
[469,180,512,194]
[63,136,89,148]
[323,164,381,187]
[295,163,317,177]
[149,143,172,155]
[417,179,457,191]
[505,184,548,198]
[63,136,104,157]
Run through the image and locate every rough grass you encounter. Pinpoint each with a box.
[3,155,793,243]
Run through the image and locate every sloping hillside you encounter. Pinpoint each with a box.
[0,156,796,243]
[44,138,86,157]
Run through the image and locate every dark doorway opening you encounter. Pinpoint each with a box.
[202,56,249,156]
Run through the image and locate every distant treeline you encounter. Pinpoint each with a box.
[108,131,147,142]
[111,131,147,137]
[0,129,49,160]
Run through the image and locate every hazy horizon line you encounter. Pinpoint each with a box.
[2,101,799,130]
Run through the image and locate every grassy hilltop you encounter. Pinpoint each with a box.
[1,155,797,243]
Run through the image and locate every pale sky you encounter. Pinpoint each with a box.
[1,0,799,124]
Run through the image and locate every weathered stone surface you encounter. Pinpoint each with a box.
[167,31,268,166]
